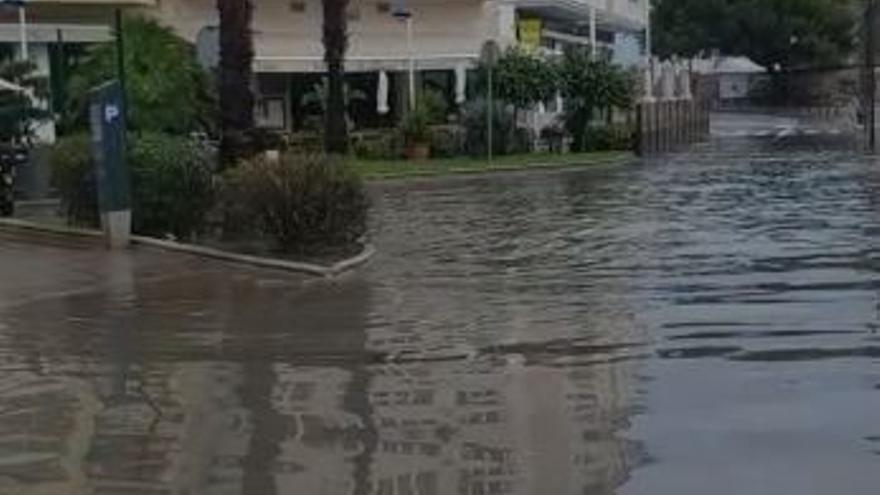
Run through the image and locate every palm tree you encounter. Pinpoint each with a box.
[217,0,255,166]
[322,0,350,154]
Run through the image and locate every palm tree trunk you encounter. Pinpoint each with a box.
[217,0,255,166]
[322,0,350,154]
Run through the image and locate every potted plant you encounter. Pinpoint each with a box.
[400,105,432,160]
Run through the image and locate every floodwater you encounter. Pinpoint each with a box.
[1,124,879,494]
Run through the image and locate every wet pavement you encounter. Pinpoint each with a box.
[1,118,879,494]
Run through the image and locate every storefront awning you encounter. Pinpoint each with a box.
[0,22,111,43]
[255,54,479,74]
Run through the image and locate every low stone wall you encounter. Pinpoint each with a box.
[636,99,711,155]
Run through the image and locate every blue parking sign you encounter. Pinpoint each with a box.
[89,81,129,213]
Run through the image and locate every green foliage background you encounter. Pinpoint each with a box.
[64,16,215,135]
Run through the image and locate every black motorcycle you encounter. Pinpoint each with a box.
[0,145,27,217]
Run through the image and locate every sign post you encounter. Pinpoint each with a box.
[481,41,500,165]
[89,81,130,249]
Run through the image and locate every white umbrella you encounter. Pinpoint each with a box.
[0,77,35,102]
[455,63,467,104]
[377,71,389,115]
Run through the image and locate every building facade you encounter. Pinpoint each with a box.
[0,0,648,134]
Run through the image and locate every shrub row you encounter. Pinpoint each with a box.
[224,155,367,255]
[348,101,633,160]
[51,134,367,256]
[51,132,215,239]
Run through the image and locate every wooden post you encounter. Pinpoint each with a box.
[635,103,642,155]
[705,99,711,138]
[636,103,645,155]
[676,100,683,147]
[663,101,671,152]
[657,102,663,153]
[686,101,692,145]
[658,100,666,153]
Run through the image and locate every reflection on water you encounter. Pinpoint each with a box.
[0,250,641,494]
[1,136,879,494]
[0,361,641,495]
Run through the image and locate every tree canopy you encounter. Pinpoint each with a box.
[65,16,214,135]
[492,47,558,113]
[557,47,635,151]
[653,0,858,70]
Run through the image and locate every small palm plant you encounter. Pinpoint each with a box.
[300,79,367,131]
[0,59,49,144]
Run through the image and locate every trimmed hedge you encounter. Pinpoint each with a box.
[128,133,216,239]
[50,132,215,239]
[582,123,635,152]
[224,154,368,255]
[50,134,97,226]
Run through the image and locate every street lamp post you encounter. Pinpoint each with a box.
[481,41,499,166]
[866,0,877,152]
[644,0,653,101]
[392,2,416,111]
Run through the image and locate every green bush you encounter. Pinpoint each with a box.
[248,128,289,153]
[558,47,635,152]
[512,127,534,154]
[429,126,464,158]
[582,124,635,152]
[398,90,449,146]
[64,16,214,135]
[540,125,566,153]
[419,88,449,124]
[225,154,368,255]
[128,133,215,239]
[491,47,558,117]
[50,132,215,238]
[399,105,432,145]
[461,98,516,156]
[50,134,97,226]
[353,131,400,160]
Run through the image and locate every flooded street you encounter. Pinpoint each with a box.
[2,124,880,494]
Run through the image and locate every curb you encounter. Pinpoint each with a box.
[362,154,632,181]
[0,217,375,278]
[0,217,103,239]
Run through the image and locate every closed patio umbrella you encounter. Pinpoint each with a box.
[377,70,389,115]
[455,63,467,104]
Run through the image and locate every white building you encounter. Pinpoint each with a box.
[692,55,766,104]
[0,0,648,133]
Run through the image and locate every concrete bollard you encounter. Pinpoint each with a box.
[101,210,132,249]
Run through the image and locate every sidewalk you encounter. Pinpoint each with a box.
[0,226,309,313]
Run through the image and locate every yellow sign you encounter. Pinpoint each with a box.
[518,18,542,51]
